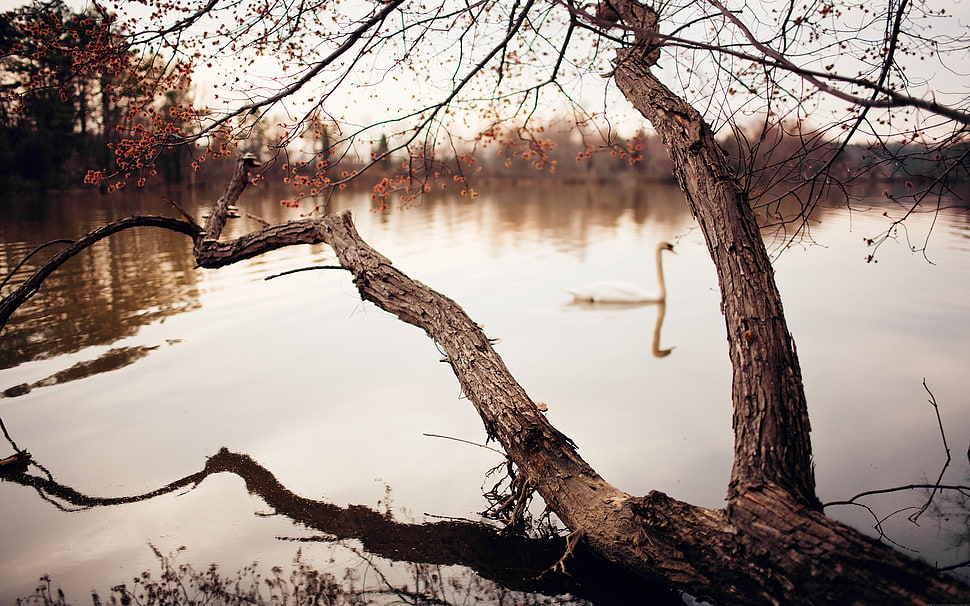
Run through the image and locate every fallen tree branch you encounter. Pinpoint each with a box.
[314,210,969,604]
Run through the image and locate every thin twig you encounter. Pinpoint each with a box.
[0,415,20,453]
[0,239,74,291]
[550,529,585,574]
[162,196,203,232]
[422,433,506,456]
[245,212,271,227]
[822,381,965,523]
[263,265,348,280]
[823,483,970,508]
[0,216,199,331]
[909,379,952,524]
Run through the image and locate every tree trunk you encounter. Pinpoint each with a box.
[608,0,816,511]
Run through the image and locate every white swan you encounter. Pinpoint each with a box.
[566,241,675,303]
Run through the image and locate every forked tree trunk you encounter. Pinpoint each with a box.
[314,213,968,605]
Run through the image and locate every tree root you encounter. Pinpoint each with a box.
[550,530,585,575]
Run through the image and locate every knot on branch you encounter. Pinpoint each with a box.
[241,152,263,169]
[601,0,661,66]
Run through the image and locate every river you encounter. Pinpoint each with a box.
[1,179,968,603]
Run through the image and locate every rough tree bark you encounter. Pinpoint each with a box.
[608,0,817,510]
[314,210,969,605]
[2,105,969,606]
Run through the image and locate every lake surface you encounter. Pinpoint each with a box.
[1,179,968,602]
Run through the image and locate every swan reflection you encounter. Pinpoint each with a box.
[651,301,673,358]
[565,299,675,358]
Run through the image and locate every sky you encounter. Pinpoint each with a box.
[2,0,968,148]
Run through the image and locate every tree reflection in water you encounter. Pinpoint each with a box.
[1,344,168,398]
[2,447,683,605]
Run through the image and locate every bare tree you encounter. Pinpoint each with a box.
[2,0,970,602]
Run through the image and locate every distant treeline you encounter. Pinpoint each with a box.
[1,1,967,192]
[0,1,187,190]
[717,123,970,189]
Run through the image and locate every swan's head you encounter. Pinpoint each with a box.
[657,241,676,253]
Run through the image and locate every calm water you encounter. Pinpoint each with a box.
[1,180,968,602]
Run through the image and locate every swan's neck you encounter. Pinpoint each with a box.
[655,246,667,300]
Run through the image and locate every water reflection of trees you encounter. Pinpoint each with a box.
[5,180,944,371]
[328,181,695,252]
[0,193,202,369]
[2,448,682,605]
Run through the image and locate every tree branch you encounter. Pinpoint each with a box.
[174,1,407,145]
[0,216,200,332]
[0,239,74,291]
[567,0,970,126]
[702,0,970,126]
[824,483,970,508]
